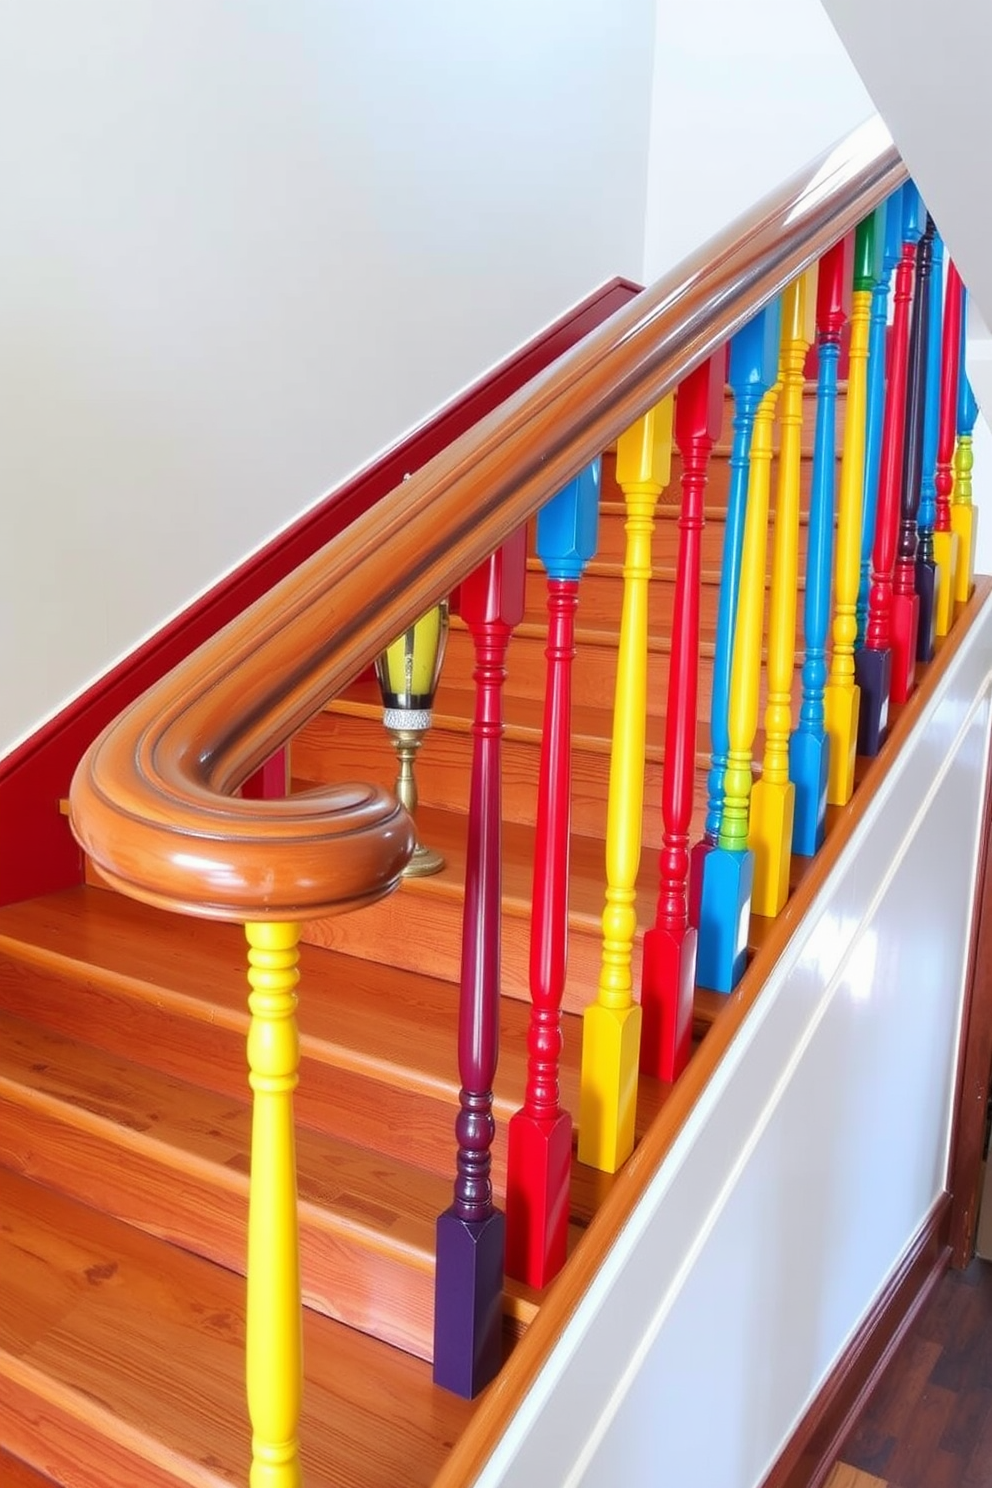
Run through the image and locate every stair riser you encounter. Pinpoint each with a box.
[0,1083,436,1361]
[292,712,713,852]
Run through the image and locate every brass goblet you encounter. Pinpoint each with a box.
[375,600,449,877]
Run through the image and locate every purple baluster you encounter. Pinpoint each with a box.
[434,528,526,1399]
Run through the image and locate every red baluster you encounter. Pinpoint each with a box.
[506,466,599,1290]
[856,187,919,755]
[434,529,526,1398]
[641,355,724,1082]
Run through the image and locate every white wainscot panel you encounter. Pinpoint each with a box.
[478,595,992,1488]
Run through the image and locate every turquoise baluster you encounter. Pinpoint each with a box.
[790,234,852,857]
[689,304,781,931]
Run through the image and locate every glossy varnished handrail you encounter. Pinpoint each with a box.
[70,117,905,922]
[434,576,992,1488]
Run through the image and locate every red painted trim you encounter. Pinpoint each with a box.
[762,1195,951,1488]
[0,279,640,909]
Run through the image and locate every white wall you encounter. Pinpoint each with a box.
[0,0,655,758]
[643,0,874,280]
[818,0,992,573]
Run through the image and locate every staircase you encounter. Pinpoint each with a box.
[0,393,830,1486]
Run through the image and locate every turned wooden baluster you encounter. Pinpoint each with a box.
[579,397,673,1173]
[824,212,878,807]
[891,210,934,704]
[434,529,526,1398]
[790,238,852,856]
[696,374,781,992]
[749,266,817,917]
[689,306,781,928]
[915,221,943,663]
[506,462,600,1290]
[245,921,304,1488]
[934,260,963,636]
[953,285,980,606]
[855,183,920,755]
[641,355,723,1084]
[856,195,903,647]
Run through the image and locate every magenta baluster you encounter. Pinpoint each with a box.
[641,354,724,1083]
[433,529,526,1399]
[506,464,600,1290]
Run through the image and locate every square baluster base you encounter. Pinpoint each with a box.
[687,837,714,930]
[890,591,920,704]
[788,728,829,858]
[855,646,891,757]
[640,922,697,1083]
[433,1207,505,1399]
[933,529,959,637]
[695,846,753,994]
[748,778,795,918]
[915,556,938,663]
[505,1110,572,1290]
[952,503,977,605]
[577,998,642,1173]
[823,680,860,807]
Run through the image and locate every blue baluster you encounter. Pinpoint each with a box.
[790,235,852,856]
[856,195,903,647]
[952,287,980,604]
[915,220,942,662]
[689,304,781,931]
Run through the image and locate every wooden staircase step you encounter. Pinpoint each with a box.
[0,1450,61,1488]
[292,680,715,852]
[0,885,671,1200]
[521,559,803,629]
[0,1171,476,1488]
[0,1008,444,1360]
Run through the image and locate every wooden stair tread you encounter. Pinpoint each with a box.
[0,1171,476,1488]
[326,677,712,762]
[0,1450,61,1488]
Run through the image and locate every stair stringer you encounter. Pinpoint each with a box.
[462,592,992,1488]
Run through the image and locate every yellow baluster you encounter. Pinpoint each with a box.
[721,382,780,856]
[824,283,871,806]
[579,396,673,1174]
[245,920,304,1488]
[952,433,977,605]
[749,268,817,917]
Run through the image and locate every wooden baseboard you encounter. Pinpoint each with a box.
[762,1193,951,1488]
[0,278,639,911]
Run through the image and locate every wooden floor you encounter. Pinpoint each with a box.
[827,1256,992,1488]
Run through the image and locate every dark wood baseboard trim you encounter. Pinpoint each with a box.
[762,1193,952,1488]
[0,277,639,910]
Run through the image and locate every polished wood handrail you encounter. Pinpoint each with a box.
[70,117,905,923]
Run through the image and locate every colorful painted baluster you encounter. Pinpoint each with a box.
[245,920,304,1488]
[857,197,903,647]
[434,530,526,1397]
[855,184,920,756]
[689,306,781,926]
[749,267,817,917]
[934,261,963,635]
[891,208,933,704]
[915,221,943,663]
[953,287,979,606]
[579,397,673,1173]
[506,463,600,1290]
[824,213,878,807]
[790,239,852,855]
[641,356,723,1084]
[696,377,781,991]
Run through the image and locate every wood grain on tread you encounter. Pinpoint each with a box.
[0,1172,477,1488]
